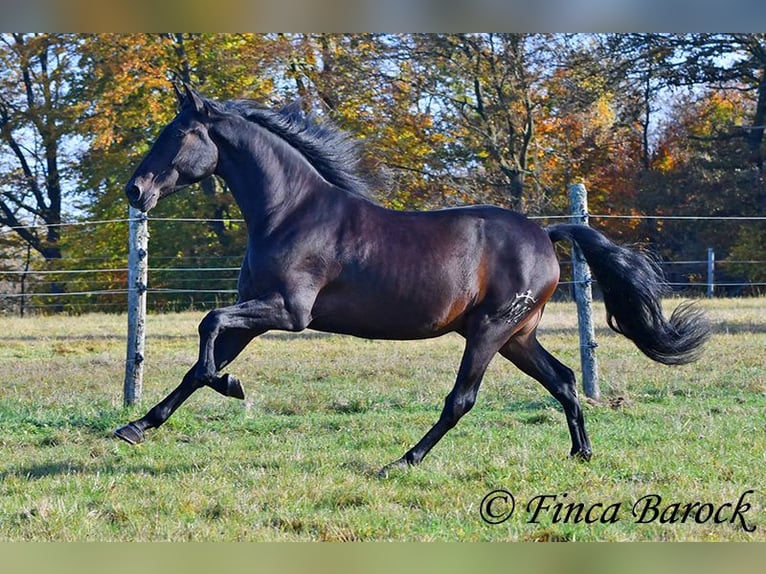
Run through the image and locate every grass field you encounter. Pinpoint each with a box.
[0,298,763,541]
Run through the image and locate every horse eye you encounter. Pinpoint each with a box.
[177,127,205,139]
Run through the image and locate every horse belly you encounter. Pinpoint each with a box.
[308,281,473,340]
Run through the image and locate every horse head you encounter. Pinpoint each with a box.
[125,85,218,212]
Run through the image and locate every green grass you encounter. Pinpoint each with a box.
[0,298,764,541]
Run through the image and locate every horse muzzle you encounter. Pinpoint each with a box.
[125,179,161,212]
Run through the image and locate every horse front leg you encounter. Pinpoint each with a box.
[114,329,257,444]
[114,364,203,444]
[194,293,311,381]
[115,293,310,445]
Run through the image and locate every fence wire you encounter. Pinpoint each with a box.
[1,213,764,314]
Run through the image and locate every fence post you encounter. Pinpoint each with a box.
[567,183,600,401]
[706,247,715,298]
[124,206,149,406]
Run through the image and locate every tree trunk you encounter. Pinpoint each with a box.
[746,68,766,173]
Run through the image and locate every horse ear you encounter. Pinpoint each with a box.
[183,84,207,115]
[172,83,185,107]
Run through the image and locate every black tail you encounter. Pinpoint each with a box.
[547,224,710,365]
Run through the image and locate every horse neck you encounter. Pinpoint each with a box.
[212,120,326,234]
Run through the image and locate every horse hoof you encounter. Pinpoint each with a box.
[114,423,145,445]
[224,374,245,400]
[377,458,410,479]
[208,374,245,399]
[570,449,592,462]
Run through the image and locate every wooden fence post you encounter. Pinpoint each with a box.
[124,206,148,406]
[568,183,600,401]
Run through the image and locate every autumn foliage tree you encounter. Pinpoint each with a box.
[2,33,765,311]
[0,34,84,261]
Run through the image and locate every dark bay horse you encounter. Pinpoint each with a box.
[116,85,710,475]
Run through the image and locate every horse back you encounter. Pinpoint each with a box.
[307,200,559,339]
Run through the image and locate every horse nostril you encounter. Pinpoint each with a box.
[126,184,142,205]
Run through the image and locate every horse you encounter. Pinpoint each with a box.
[116,85,710,476]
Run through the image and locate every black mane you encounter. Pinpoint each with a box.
[214,98,373,199]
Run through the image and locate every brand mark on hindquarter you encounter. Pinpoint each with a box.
[503,289,537,324]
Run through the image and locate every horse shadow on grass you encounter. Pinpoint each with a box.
[710,321,766,335]
[0,459,201,481]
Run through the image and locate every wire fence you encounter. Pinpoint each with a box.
[1,213,764,315]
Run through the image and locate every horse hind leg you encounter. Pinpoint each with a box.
[500,331,591,460]
[114,330,257,445]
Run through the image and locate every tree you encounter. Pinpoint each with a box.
[0,33,84,261]
[70,33,290,310]
[6,33,766,311]
[401,34,550,211]
[671,33,766,175]
[602,33,766,177]
[639,88,760,269]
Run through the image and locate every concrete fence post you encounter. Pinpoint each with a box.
[124,206,148,406]
[567,183,600,401]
